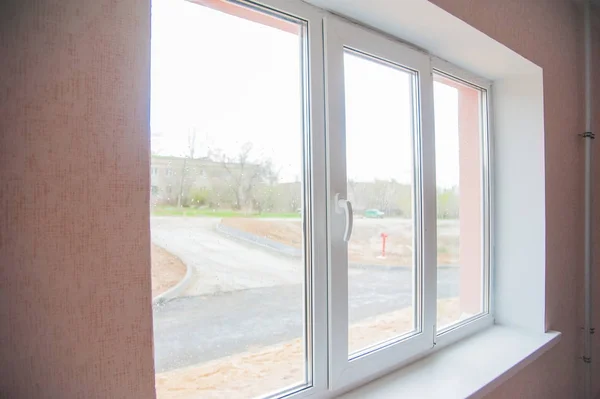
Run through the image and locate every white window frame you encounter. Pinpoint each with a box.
[430,57,495,350]
[152,1,495,398]
[207,1,328,398]
[324,15,437,390]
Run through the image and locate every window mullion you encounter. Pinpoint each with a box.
[419,62,438,343]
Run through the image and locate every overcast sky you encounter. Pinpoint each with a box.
[150,0,461,188]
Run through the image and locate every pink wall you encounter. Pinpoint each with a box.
[0,0,598,398]
[0,0,156,397]
[429,0,600,398]
[591,8,600,399]
[457,86,483,316]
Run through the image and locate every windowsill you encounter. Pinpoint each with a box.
[339,326,561,399]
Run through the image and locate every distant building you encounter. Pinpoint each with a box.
[151,155,270,208]
[150,155,229,206]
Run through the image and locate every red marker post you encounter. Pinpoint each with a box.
[380,232,388,258]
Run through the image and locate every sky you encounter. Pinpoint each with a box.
[150,0,462,188]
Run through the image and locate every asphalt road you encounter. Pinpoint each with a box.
[151,216,459,373]
[151,217,303,296]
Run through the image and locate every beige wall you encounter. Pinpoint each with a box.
[0,0,599,398]
[0,0,156,398]
[428,0,600,398]
[591,10,600,399]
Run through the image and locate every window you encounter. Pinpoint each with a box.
[433,71,490,333]
[150,1,491,398]
[151,0,325,398]
[343,50,418,356]
[325,17,436,387]
[151,167,159,176]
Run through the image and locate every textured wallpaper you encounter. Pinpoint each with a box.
[428,1,600,398]
[0,0,155,398]
[0,0,598,398]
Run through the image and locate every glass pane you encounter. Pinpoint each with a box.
[433,73,485,331]
[344,50,418,357]
[150,1,310,397]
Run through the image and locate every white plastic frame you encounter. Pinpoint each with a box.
[168,1,497,397]
[221,1,328,398]
[324,15,437,390]
[431,57,495,349]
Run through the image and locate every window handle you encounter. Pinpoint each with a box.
[335,194,354,242]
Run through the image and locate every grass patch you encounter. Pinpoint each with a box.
[151,206,301,219]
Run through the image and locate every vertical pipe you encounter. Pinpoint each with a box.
[583,0,593,398]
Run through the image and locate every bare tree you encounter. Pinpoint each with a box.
[220,142,277,211]
[253,159,280,213]
[221,143,255,210]
[177,128,198,207]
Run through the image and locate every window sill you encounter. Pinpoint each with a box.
[338,326,561,399]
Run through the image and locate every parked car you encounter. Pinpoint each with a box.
[364,209,385,218]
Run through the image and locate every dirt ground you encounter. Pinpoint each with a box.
[152,244,187,298]
[221,217,304,249]
[221,218,460,266]
[155,298,460,399]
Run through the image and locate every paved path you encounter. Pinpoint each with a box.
[151,217,460,373]
[151,217,303,296]
[153,268,459,373]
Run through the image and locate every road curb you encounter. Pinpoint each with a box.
[215,222,302,258]
[152,246,194,307]
[216,222,460,270]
